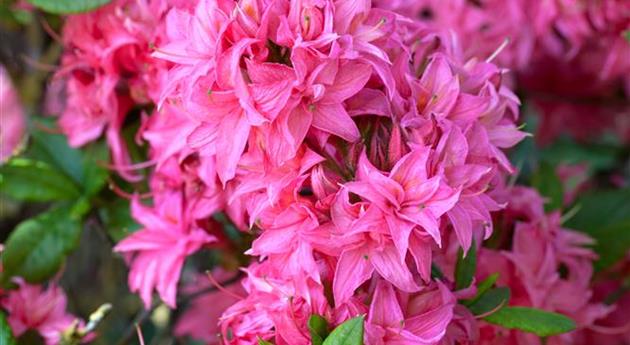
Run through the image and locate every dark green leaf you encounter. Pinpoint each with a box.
[30,120,84,184]
[0,158,81,201]
[431,263,445,280]
[483,307,576,337]
[566,189,630,233]
[25,0,111,14]
[1,205,83,284]
[589,221,630,270]
[467,287,510,315]
[80,142,109,196]
[0,312,17,345]
[531,161,563,211]
[98,199,140,242]
[566,189,630,270]
[29,119,109,196]
[462,273,499,306]
[476,273,499,298]
[455,240,477,290]
[308,314,329,345]
[539,138,621,172]
[323,316,364,345]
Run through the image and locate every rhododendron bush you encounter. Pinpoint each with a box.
[0,0,629,344]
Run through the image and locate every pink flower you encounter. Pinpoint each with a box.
[57,0,174,181]
[220,262,330,345]
[1,279,76,345]
[366,280,456,345]
[0,66,25,163]
[475,186,613,344]
[114,191,216,308]
[334,149,458,298]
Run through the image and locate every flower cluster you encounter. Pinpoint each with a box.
[55,0,528,342]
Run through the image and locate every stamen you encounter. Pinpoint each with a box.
[98,159,156,172]
[588,320,630,335]
[474,299,507,319]
[205,270,246,300]
[486,38,510,63]
[39,16,62,43]
[135,324,146,345]
[21,54,59,72]
[108,179,153,200]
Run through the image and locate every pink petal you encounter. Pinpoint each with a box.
[333,246,375,305]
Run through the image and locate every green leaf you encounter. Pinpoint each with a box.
[589,221,630,270]
[467,287,510,316]
[539,138,621,172]
[483,307,576,337]
[323,316,364,345]
[431,263,445,280]
[566,189,630,232]
[462,273,499,306]
[476,273,499,298]
[257,338,274,345]
[98,199,140,242]
[531,161,563,211]
[30,120,85,184]
[0,158,81,201]
[1,205,83,284]
[29,119,109,196]
[565,189,630,270]
[0,312,17,345]
[80,142,109,196]
[24,0,112,14]
[308,314,329,345]
[455,240,477,290]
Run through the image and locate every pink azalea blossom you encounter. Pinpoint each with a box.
[366,280,456,345]
[1,279,77,345]
[0,66,25,163]
[114,191,217,308]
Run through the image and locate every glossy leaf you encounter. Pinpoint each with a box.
[25,0,111,14]
[467,287,510,316]
[323,316,364,345]
[462,273,499,306]
[1,205,83,284]
[308,314,329,345]
[483,307,576,337]
[531,161,563,211]
[0,158,81,201]
[455,240,477,290]
[566,189,630,270]
[0,312,17,345]
[29,119,109,197]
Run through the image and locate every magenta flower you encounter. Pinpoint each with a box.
[0,66,25,163]
[1,279,77,345]
[332,149,458,302]
[366,280,456,345]
[114,192,216,308]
